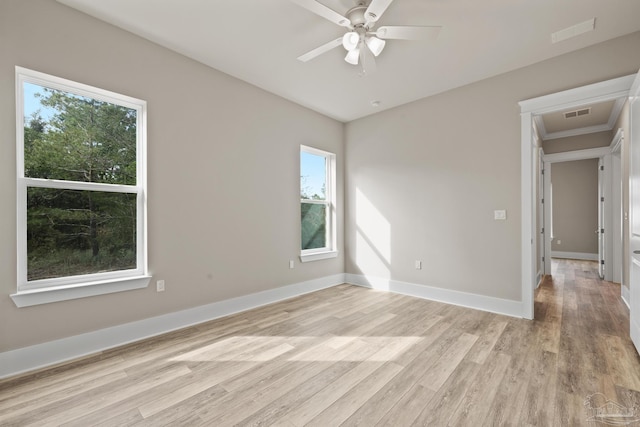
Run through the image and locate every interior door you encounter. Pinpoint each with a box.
[629,69,640,355]
[612,144,623,284]
[598,157,605,279]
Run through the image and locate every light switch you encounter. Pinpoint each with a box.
[494,210,507,220]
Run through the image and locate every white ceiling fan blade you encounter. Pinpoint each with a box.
[289,0,351,27]
[375,25,442,41]
[297,37,343,62]
[364,0,394,24]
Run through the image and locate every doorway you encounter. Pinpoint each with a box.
[541,149,620,282]
[519,74,636,319]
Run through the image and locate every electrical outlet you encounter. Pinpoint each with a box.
[557,240,561,245]
[289,260,294,269]
[156,280,165,292]
[415,260,422,270]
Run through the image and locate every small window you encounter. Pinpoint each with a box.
[13,67,149,307]
[300,146,337,262]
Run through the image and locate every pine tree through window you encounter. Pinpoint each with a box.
[300,146,337,262]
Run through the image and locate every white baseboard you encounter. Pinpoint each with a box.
[551,251,598,261]
[345,274,523,319]
[622,285,631,309]
[536,271,543,289]
[0,274,345,380]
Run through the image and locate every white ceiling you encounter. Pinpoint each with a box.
[57,0,640,122]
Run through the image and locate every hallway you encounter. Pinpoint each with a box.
[535,258,640,424]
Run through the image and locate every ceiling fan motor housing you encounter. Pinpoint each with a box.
[346,5,369,29]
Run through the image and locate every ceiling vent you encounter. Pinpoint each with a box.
[551,18,596,44]
[564,108,591,119]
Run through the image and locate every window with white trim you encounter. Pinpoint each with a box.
[300,145,337,262]
[13,67,149,307]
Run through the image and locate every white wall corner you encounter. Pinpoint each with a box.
[345,274,523,319]
[0,273,346,380]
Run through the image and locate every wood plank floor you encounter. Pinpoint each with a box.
[1,259,640,426]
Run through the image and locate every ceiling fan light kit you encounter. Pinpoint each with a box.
[342,32,360,51]
[345,48,360,65]
[365,36,385,56]
[292,0,442,74]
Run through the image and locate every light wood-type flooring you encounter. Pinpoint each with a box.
[1,259,640,426]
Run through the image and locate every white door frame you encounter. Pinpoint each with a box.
[542,146,616,280]
[611,129,624,285]
[599,157,605,279]
[629,71,640,354]
[519,74,635,319]
[537,146,545,285]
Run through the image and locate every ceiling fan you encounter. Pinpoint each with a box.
[291,0,442,74]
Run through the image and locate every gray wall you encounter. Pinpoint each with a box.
[550,159,599,254]
[345,32,640,301]
[0,0,344,352]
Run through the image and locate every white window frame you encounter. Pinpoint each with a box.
[11,67,150,307]
[300,145,338,262]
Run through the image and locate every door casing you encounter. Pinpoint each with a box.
[519,74,636,319]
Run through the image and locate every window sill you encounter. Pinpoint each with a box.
[10,275,151,307]
[300,250,338,263]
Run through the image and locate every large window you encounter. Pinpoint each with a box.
[13,67,149,307]
[300,146,337,262]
